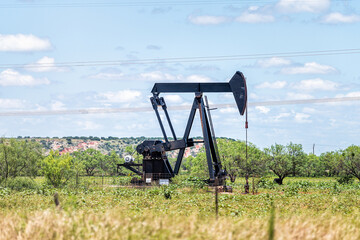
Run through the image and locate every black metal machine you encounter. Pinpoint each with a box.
[118,71,247,185]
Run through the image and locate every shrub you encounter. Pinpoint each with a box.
[257,178,277,189]
[6,177,38,191]
[41,151,74,187]
[337,175,354,185]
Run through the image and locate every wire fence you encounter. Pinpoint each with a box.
[73,173,173,187]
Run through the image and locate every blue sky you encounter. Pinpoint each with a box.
[0,0,359,154]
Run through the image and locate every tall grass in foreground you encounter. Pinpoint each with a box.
[1,210,360,240]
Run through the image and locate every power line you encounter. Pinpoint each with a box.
[0,96,359,117]
[0,0,350,8]
[2,48,360,70]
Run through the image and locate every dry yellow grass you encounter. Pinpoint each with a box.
[1,209,359,240]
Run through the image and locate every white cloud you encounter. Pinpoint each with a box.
[287,92,314,100]
[257,57,291,68]
[51,101,66,110]
[0,98,25,109]
[219,107,237,113]
[89,72,124,80]
[76,121,102,130]
[235,13,275,23]
[256,81,287,89]
[274,112,290,121]
[249,93,259,99]
[140,71,212,82]
[163,94,182,104]
[302,107,316,113]
[188,15,228,25]
[140,71,176,81]
[97,90,142,103]
[336,91,360,98]
[0,34,52,52]
[276,0,330,13]
[322,12,360,24]
[293,78,339,91]
[185,74,212,82]
[255,106,270,114]
[281,62,337,75]
[90,71,213,83]
[0,69,50,86]
[248,6,259,11]
[25,56,65,72]
[294,113,311,123]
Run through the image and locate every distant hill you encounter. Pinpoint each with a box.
[15,136,214,158]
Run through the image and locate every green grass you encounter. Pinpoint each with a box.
[1,177,360,239]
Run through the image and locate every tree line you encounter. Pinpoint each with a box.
[183,138,360,184]
[0,139,138,187]
[1,138,360,187]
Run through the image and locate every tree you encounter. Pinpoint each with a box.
[217,139,240,182]
[217,139,265,183]
[0,139,43,185]
[73,149,103,176]
[41,151,74,187]
[340,145,360,181]
[105,150,121,176]
[319,151,342,177]
[189,152,209,178]
[301,154,319,177]
[287,142,306,177]
[264,143,292,185]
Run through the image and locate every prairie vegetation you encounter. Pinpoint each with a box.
[1,177,360,239]
[1,137,360,239]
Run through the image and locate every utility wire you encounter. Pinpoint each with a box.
[2,48,360,70]
[0,96,359,117]
[0,0,350,8]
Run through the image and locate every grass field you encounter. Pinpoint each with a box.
[1,177,360,239]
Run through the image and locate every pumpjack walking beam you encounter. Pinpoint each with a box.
[148,71,247,182]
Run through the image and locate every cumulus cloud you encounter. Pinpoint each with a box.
[0,69,50,86]
[76,121,102,130]
[140,71,177,81]
[336,91,360,98]
[0,34,52,52]
[163,95,182,104]
[0,98,25,109]
[281,62,337,75]
[188,15,228,25]
[140,71,212,82]
[255,106,270,114]
[276,0,330,13]
[294,113,311,123]
[88,71,213,83]
[286,92,313,100]
[274,112,291,121]
[50,101,66,110]
[219,107,238,113]
[256,81,287,89]
[25,56,65,72]
[97,90,142,103]
[257,57,291,68]
[89,72,125,80]
[147,45,162,50]
[292,78,339,91]
[321,12,360,24]
[235,13,275,23]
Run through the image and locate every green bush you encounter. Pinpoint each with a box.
[181,176,206,188]
[6,177,38,191]
[257,178,277,189]
[41,151,74,188]
[337,175,354,185]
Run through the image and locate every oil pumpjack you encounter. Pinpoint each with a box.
[118,71,247,185]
